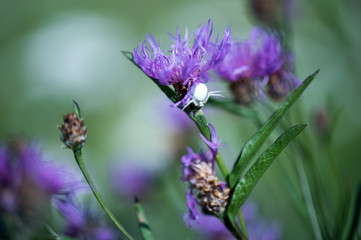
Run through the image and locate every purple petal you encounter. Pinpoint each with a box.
[133,19,230,94]
[184,189,200,226]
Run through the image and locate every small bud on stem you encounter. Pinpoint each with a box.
[59,113,88,151]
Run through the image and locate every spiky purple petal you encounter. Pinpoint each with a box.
[133,19,231,107]
[185,189,200,226]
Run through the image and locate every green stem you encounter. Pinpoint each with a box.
[263,99,326,238]
[73,149,134,240]
[237,209,249,239]
[345,184,361,239]
[215,153,229,181]
[295,157,323,240]
[45,225,61,240]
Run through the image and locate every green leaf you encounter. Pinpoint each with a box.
[72,100,81,118]
[134,197,155,240]
[194,110,211,139]
[45,224,61,240]
[229,70,319,188]
[226,124,307,223]
[122,50,133,61]
[342,184,361,240]
[122,51,178,103]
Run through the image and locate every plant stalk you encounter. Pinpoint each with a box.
[73,149,134,240]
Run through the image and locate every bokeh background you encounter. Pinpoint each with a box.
[1,0,360,239]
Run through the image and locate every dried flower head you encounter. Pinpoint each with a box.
[133,19,231,109]
[185,158,230,216]
[59,113,88,151]
[182,125,229,225]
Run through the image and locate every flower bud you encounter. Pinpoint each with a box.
[313,109,331,142]
[250,0,280,25]
[59,113,88,151]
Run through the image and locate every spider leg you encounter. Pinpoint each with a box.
[182,99,195,111]
[209,93,224,97]
[204,91,224,103]
[209,90,224,94]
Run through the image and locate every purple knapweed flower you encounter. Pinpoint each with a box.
[17,143,82,196]
[194,201,282,240]
[55,197,116,240]
[181,124,229,225]
[0,140,80,215]
[133,19,231,110]
[215,27,300,105]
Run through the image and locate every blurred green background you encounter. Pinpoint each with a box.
[1,0,360,239]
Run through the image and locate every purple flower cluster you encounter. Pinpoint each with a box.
[215,27,300,104]
[0,139,115,239]
[133,19,231,108]
[0,140,77,214]
[133,21,299,108]
[55,197,116,240]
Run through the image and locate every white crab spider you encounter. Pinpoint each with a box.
[182,82,224,110]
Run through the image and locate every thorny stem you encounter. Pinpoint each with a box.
[73,149,134,240]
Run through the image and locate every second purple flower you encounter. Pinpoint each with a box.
[215,27,300,105]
